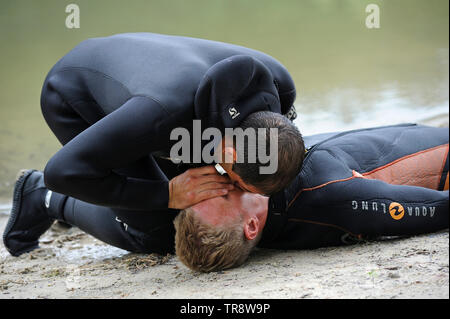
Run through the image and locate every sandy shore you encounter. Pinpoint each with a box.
[0,206,448,299]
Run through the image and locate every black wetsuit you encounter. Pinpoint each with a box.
[259,124,449,249]
[40,32,296,213]
[46,124,448,254]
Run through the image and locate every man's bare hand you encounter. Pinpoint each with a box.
[168,166,234,209]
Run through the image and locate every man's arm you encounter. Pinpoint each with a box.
[298,175,449,239]
[44,96,232,211]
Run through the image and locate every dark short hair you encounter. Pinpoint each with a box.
[232,111,305,194]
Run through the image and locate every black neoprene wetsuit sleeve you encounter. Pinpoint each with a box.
[305,176,449,239]
[44,96,173,211]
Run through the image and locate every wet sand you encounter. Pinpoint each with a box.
[0,116,448,299]
[0,219,448,299]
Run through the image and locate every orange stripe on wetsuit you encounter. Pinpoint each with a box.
[362,143,449,190]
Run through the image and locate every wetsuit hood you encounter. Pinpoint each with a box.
[194,55,282,129]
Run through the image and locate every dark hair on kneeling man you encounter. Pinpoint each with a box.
[232,111,305,194]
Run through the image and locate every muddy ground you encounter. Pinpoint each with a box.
[0,213,448,299]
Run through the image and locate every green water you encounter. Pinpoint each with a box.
[0,0,448,200]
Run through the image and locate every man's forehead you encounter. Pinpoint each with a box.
[191,199,239,227]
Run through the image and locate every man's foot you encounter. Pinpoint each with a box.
[3,169,54,256]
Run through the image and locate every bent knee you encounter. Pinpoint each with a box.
[43,157,63,193]
[43,153,75,194]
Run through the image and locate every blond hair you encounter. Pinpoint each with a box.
[173,208,259,272]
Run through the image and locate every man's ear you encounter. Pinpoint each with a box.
[244,217,260,240]
[224,146,236,164]
[221,139,236,165]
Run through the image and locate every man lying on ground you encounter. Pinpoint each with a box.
[174,124,449,272]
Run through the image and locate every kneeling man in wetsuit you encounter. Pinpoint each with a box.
[174,124,449,272]
[3,33,305,256]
